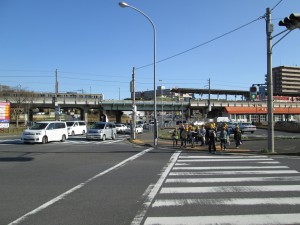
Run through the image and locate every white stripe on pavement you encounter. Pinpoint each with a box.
[160,185,300,194]
[131,151,181,225]
[179,155,268,159]
[178,158,274,162]
[152,197,300,207]
[169,170,299,176]
[8,147,154,225]
[173,166,289,170]
[144,213,300,225]
[166,176,300,183]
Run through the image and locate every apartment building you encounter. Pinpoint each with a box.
[272,66,300,95]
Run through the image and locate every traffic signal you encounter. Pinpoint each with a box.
[249,86,257,100]
[279,13,300,30]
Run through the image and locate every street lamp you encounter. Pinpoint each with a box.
[119,2,158,146]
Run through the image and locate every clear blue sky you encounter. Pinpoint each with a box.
[0,0,299,100]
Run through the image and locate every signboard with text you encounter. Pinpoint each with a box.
[0,102,10,128]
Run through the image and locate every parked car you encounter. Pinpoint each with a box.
[239,122,257,133]
[66,121,87,136]
[86,122,117,141]
[115,123,127,133]
[21,121,68,144]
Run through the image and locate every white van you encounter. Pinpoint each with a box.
[21,121,68,144]
[66,121,87,136]
[86,122,117,141]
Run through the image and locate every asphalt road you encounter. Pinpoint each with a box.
[1,133,300,224]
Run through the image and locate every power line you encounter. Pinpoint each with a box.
[136,16,264,70]
[271,0,284,12]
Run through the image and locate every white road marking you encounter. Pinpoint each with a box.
[178,158,274,162]
[144,213,300,225]
[169,170,299,176]
[152,197,300,207]
[173,166,289,170]
[160,185,300,194]
[179,155,268,159]
[130,151,181,225]
[8,147,154,225]
[166,176,300,183]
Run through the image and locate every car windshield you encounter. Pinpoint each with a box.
[90,123,105,129]
[66,122,75,127]
[30,123,48,130]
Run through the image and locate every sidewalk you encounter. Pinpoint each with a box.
[132,131,257,153]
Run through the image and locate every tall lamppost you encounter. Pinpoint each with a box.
[119,2,158,146]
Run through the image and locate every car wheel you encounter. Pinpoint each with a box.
[42,136,48,144]
[102,135,106,141]
[71,131,75,136]
[61,134,66,142]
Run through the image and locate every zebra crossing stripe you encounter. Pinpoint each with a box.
[143,213,300,225]
[173,166,289,170]
[152,197,300,207]
[179,155,268,159]
[103,139,125,144]
[178,158,274,162]
[169,170,299,176]
[160,185,300,194]
[166,176,300,183]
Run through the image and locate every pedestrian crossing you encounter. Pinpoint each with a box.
[62,137,126,145]
[0,135,127,145]
[141,154,300,225]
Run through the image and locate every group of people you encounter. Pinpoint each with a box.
[171,122,243,153]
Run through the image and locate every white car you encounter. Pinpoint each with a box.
[125,125,143,134]
[66,121,87,136]
[115,123,127,133]
[21,121,68,144]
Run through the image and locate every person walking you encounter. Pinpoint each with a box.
[180,127,188,148]
[172,128,179,147]
[198,125,206,146]
[234,125,242,148]
[219,127,228,150]
[208,124,217,154]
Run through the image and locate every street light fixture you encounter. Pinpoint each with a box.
[119,2,158,146]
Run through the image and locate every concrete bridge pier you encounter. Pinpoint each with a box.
[115,111,123,123]
[100,110,107,122]
[83,107,88,124]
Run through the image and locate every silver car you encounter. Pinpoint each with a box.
[239,122,257,133]
[86,122,117,141]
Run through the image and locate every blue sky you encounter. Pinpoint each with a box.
[0,0,299,100]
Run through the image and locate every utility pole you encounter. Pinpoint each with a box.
[266,8,274,153]
[131,67,136,140]
[55,68,60,121]
[208,78,211,112]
